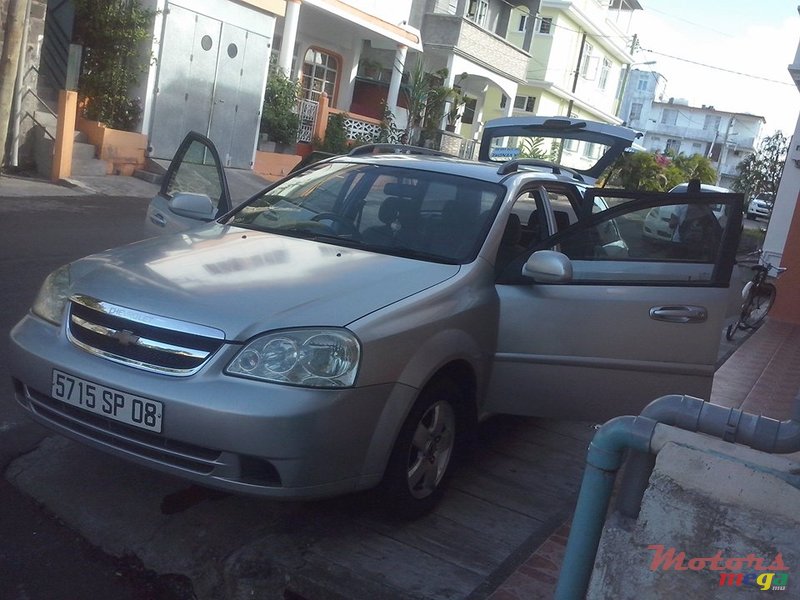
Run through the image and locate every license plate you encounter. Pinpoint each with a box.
[51,370,163,433]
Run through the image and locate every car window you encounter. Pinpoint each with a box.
[165,139,224,208]
[227,162,505,264]
[549,195,734,283]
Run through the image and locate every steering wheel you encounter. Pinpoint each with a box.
[310,212,360,237]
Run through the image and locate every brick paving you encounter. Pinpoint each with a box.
[487,318,800,599]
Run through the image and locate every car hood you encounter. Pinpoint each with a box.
[66,224,460,340]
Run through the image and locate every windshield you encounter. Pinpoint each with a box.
[227,161,506,264]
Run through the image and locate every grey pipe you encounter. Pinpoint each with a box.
[553,415,657,600]
[556,394,800,599]
[617,394,800,518]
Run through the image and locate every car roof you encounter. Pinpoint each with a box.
[328,153,585,186]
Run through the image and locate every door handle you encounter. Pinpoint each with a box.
[150,212,167,228]
[649,305,708,323]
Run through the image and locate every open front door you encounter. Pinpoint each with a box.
[146,132,232,235]
[485,188,743,422]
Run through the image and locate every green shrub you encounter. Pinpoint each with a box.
[73,0,153,131]
[261,68,301,145]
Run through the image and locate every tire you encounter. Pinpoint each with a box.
[380,377,464,519]
[741,282,776,328]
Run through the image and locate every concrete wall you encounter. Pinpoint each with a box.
[588,430,800,598]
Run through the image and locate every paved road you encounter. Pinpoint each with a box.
[0,193,595,600]
[0,194,191,599]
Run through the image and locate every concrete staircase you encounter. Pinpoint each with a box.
[33,110,110,179]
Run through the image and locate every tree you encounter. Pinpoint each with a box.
[733,131,788,200]
[604,150,716,191]
[73,0,154,131]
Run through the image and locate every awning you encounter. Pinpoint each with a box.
[302,0,423,51]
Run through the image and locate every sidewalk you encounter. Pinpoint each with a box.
[487,318,800,600]
[0,172,159,197]
[0,168,272,201]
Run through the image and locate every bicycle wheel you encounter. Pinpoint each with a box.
[741,282,776,328]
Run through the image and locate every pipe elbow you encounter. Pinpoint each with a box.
[588,415,657,471]
[641,394,705,429]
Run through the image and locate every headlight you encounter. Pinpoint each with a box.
[226,328,360,388]
[32,264,72,325]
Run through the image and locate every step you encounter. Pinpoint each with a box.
[133,169,163,185]
[71,158,110,176]
[33,110,58,137]
[72,141,97,160]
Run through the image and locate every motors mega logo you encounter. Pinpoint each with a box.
[647,545,789,591]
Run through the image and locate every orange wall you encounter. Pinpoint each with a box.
[770,187,800,323]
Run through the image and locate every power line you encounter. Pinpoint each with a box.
[639,47,795,86]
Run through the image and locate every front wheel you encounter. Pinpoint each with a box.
[741,282,776,328]
[380,378,463,519]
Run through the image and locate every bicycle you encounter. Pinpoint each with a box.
[726,254,787,340]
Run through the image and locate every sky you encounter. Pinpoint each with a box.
[630,0,799,137]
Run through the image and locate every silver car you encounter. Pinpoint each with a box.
[9,119,744,517]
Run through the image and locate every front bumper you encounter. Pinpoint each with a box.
[9,313,416,499]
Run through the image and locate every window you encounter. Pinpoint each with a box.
[552,198,727,270]
[703,114,722,131]
[692,142,702,154]
[666,138,681,154]
[661,109,677,126]
[302,48,339,102]
[538,17,553,34]
[598,58,611,90]
[514,95,536,112]
[518,14,528,32]
[628,102,643,122]
[636,76,649,92]
[462,97,477,124]
[580,42,596,79]
[500,94,507,109]
[467,0,489,27]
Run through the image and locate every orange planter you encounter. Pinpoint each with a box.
[253,150,302,181]
[76,117,148,175]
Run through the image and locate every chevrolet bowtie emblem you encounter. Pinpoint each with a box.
[111,329,140,346]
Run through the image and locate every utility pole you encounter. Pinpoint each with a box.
[0,0,29,170]
[558,30,587,163]
[716,115,735,186]
[0,0,29,166]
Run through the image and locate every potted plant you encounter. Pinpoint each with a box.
[445,74,468,132]
[260,67,301,153]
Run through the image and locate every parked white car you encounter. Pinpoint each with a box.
[747,193,773,220]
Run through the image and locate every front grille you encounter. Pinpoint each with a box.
[67,295,226,375]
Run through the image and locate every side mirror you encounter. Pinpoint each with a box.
[523,250,573,283]
[169,192,216,221]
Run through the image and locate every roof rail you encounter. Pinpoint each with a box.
[497,158,585,182]
[347,144,455,158]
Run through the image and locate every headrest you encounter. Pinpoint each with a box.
[383,182,418,198]
[502,213,522,246]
